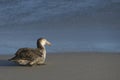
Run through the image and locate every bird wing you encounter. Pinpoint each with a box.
[11,48,43,61]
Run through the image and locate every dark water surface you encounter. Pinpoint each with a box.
[0,0,120,54]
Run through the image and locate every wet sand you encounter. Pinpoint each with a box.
[0,52,120,80]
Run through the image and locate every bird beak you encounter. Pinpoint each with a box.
[46,41,52,46]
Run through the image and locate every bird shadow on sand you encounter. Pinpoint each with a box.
[0,59,47,67]
[0,59,19,67]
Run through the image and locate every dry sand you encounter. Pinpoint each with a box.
[0,52,120,80]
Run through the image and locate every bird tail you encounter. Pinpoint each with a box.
[8,56,18,61]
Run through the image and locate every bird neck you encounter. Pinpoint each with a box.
[37,42,46,60]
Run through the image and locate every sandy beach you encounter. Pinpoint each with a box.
[0,52,120,80]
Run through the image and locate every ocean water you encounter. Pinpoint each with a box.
[0,0,120,54]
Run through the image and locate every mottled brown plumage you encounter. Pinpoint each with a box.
[8,38,51,66]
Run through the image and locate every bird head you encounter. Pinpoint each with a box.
[37,38,52,47]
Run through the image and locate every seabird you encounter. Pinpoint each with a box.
[8,38,51,66]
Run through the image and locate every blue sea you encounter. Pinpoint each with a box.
[0,0,120,54]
